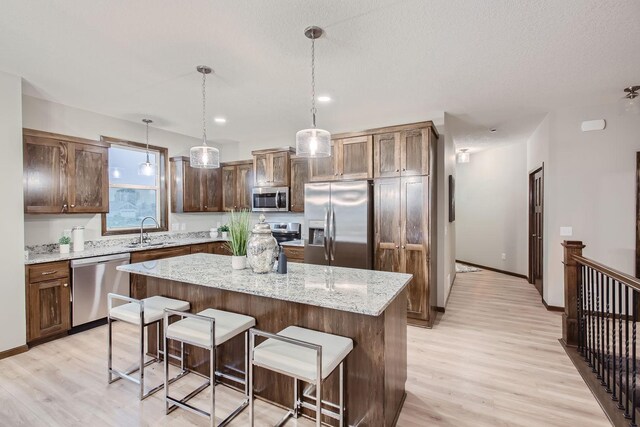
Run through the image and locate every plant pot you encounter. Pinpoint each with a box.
[221,232,228,240]
[59,244,70,254]
[231,255,247,270]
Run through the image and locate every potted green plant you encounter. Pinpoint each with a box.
[224,210,250,269]
[59,236,71,254]
[218,224,230,240]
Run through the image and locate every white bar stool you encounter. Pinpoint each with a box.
[249,326,354,427]
[107,293,190,400]
[164,308,256,427]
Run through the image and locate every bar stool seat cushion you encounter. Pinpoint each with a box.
[166,309,256,348]
[109,295,190,325]
[253,326,353,382]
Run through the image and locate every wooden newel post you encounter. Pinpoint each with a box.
[562,240,585,347]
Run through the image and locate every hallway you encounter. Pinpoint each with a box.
[398,269,610,426]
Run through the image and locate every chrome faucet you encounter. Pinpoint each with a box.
[140,216,160,245]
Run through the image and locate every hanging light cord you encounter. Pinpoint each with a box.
[201,70,208,145]
[145,121,150,163]
[311,35,317,128]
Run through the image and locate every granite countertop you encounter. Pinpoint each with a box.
[279,239,304,247]
[25,237,229,265]
[117,253,412,316]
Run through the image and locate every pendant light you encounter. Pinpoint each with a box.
[457,149,470,164]
[296,26,331,158]
[190,65,220,168]
[138,119,155,176]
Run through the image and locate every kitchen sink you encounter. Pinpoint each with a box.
[125,242,165,249]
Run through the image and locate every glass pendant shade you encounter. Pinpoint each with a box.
[190,143,220,169]
[620,96,640,115]
[457,151,470,163]
[296,128,331,158]
[138,158,155,176]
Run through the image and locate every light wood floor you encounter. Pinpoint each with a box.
[0,270,610,426]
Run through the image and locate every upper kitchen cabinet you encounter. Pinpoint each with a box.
[289,156,309,212]
[373,125,435,178]
[23,129,109,214]
[221,160,254,211]
[309,136,373,182]
[252,147,295,187]
[170,156,222,213]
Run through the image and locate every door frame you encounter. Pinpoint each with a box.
[635,153,640,278]
[528,164,544,290]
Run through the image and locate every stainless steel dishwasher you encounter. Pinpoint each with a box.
[70,253,131,327]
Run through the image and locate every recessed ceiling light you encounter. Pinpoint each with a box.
[214,117,227,124]
[318,96,332,103]
[489,128,497,133]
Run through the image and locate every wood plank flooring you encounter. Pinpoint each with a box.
[0,270,610,426]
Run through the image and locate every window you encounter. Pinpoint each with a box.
[100,137,168,235]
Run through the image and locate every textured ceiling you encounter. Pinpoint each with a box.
[1,0,638,148]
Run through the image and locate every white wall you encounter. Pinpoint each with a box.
[0,71,26,352]
[456,141,528,275]
[22,96,303,245]
[543,104,640,307]
[436,114,456,307]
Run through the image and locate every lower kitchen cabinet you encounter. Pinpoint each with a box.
[26,261,71,343]
[281,245,304,263]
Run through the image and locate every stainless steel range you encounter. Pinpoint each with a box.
[267,222,301,245]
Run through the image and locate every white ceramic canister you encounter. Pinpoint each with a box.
[72,226,85,252]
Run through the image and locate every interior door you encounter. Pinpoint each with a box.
[374,132,401,178]
[529,167,544,295]
[330,180,372,269]
[374,179,401,274]
[23,136,68,213]
[401,176,429,319]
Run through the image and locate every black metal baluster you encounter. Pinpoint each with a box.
[605,275,611,392]
[598,271,604,382]
[619,280,625,411]
[580,265,586,356]
[593,268,598,373]
[612,279,618,401]
[588,267,594,367]
[625,286,630,418]
[632,290,637,427]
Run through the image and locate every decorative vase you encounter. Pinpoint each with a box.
[247,215,278,274]
[221,232,228,239]
[59,244,70,254]
[232,255,247,270]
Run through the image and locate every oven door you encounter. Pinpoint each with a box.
[252,187,289,212]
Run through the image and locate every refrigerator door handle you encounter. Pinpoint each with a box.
[330,208,336,261]
[323,208,330,260]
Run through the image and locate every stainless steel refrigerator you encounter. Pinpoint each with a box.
[304,180,373,269]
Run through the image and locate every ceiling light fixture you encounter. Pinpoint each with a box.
[457,149,470,164]
[318,95,332,103]
[621,85,640,115]
[489,128,497,133]
[296,26,331,158]
[214,117,227,124]
[138,119,155,176]
[190,66,220,169]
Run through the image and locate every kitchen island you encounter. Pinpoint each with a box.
[118,253,411,426]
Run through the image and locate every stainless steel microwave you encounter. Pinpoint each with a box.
[251,187,289,212]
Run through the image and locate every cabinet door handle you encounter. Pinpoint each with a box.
[204,206,208,209]
[395,245,399,249]
[395,169,399,172]
[41,270,57,276]
[70,204,75,208]
[63,283,68,287]
[61,204,68,212]
[402,168,406,171]
[340,173,344,176]
[401,245,406,249]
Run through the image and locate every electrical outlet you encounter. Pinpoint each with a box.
[501,253,506,260]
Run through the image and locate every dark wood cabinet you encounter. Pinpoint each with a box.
[26,261,71,342]
[374,127,432,178]
[23,129,109,214]
[290,157,309,212]
[170,156,222,212]
[309,136,373,182]
[374,176,434,327]
[221,160,254,211]
[281,245,304,263]
[252,147,295,187]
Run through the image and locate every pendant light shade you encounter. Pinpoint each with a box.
[296,26,331,158]
[190,65,220,169]
[138,119,156,176]
[457,149,470,164]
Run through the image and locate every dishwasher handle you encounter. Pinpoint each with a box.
[70,253,131,268]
